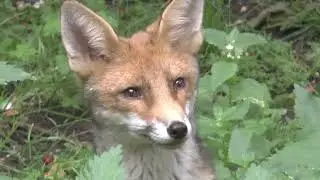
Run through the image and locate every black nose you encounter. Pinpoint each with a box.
[167,121,188,140]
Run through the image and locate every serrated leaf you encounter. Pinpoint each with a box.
[210,61,238,93]
[231,79,271,107]
[198,115,216,137]
[215,161,233,180]
[249,135,272,160]
[294,84,320,131]
[0,176,19,180]
[0,62,31,85]
[221,100,250,121]
[263,131,320,179]
[245,164,274,180]
[228,128,255,167]
[235,33,267,49]
[227,27,240,43]
[76,145,125,180]
[204,28,227,49]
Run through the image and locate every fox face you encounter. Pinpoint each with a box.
[61,0,204,148]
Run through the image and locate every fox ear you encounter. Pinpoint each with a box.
[148,0,204,54]
[60,0,119,78]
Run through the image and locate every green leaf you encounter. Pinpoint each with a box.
[215,161,234,180]
[221,100,250,121]
[235,33,267,50]
[245,164,274,180]
[227,27,240,43]
[228,128,255,167]
[204,28,227,49]
[0,62,31,85]
[76,145,125,180]
[0,176,19,180]
[210,61,238,93]
[248,135,272,160]
[294,84,320,131]
[263,131,320,179]
[231,79,271,107]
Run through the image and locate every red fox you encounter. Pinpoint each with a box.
[60,0,215,179]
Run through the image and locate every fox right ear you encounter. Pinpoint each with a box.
[60,0,119,78]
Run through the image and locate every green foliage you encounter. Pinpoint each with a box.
[76,145,125,180]
[1,0,320,179]
[0,62,31,84]
[198,25,320,180]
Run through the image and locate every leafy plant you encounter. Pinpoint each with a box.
[76,145,125,180]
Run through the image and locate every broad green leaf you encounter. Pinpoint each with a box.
[0,62,31,85]
[231,79,271,107]
[221,100,250,121]
[198,115,216,137]
[228,128,255,167]
[294,84,320,132]
[245,164,274,180]
[76,145,125,180]
[235,33,267,50]
[227,27,240,43]
[210,61,238,93]
[215,161,234,180]
[263,131,320,179]
[249,135,272,160]
[0,176,19,180]
[204,28,227,49]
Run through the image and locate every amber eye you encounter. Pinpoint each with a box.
[173,77,186,90]
[122,87,142,98]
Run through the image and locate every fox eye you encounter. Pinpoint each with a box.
[173,77,186,90]
[122,87,142,98]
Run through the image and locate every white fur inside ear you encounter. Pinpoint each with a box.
[159,0,204,51]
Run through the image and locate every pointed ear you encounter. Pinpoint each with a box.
[60,0,119,78]
[148,0,204,54]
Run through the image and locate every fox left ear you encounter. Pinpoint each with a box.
[148,0,204,54]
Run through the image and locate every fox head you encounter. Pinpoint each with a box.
[60,0,204,148]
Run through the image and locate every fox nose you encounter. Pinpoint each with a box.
[167,121,188,140]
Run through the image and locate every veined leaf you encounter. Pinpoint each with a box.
[228,128,255,167]
[204,28,228,50]
[76,145,125,180]
[210,61,238,93]
[0,62,31,85]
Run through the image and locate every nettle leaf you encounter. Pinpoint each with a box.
[204,28,228,49]
[221,100,250,121]
[244,164,274,180]
[248,135,272,160]
[76,145,125,180]
[0,62,31,85]
[228,128,255,167]
[215,161,233,180]
[0,176,19,180]
[198,115,216,137]
[227,28,240,43]
[231,79,271,107]
[263,131,320,179]
[210,61,238,93]
[294,84,320,131]
[235,33,267,50]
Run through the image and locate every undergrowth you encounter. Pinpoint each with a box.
[0,0,319,179]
